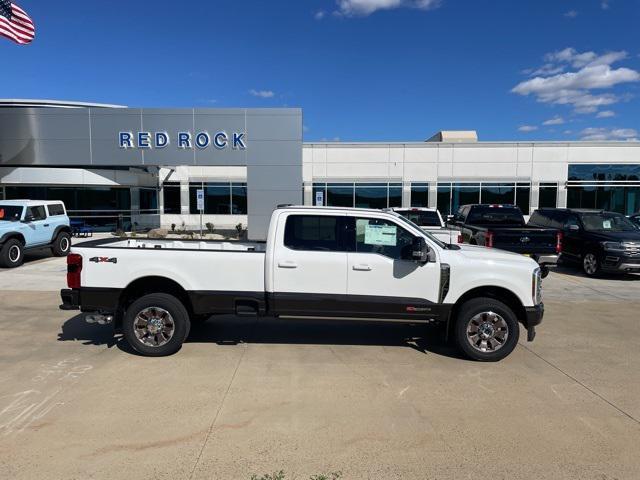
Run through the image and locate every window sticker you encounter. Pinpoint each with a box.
[364,224,397,246]
[602,220,612,229]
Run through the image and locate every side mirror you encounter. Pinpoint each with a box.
[22,214,33,223]
[410,236,430,263]
[568,224,580,232]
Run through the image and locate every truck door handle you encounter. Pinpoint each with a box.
[278,261,298,269]
[44,224,50,227]
[352,264,372,271]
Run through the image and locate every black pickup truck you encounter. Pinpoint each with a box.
[449,204,561,273]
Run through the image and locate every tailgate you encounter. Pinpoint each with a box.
[492,228,557,254]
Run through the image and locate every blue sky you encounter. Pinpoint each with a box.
[1,0,639,142]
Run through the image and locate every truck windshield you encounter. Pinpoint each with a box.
[0,205,23,221]
[467,207,524,226]
[391,212,447,248]
[396,210,442,227]
[581,213,638,232]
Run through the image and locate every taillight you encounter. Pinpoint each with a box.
[486,231,494,248]
[67,253,82,289]
[457,234,463,244]
[556,231,563,254]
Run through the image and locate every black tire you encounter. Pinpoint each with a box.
[0,238,24,268]
[52,232,71,257]
[582,251,601,277]
[453,297,520,362]
[123,293,191,357]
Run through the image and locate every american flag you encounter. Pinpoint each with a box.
[0,1,35,45]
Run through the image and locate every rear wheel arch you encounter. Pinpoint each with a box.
[117,276,193,327]
[1,233,26,246]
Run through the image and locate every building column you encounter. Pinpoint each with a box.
[303,183,313,206]
[428,184,438,209]
[180,181,190,215]
[558,183,568,208]
[402,182,411,208]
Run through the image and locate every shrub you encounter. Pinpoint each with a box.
[171,223,176,232]
[205,222,215,233]
[236,222,244,238]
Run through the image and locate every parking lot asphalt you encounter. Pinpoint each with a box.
[1,256,640,480]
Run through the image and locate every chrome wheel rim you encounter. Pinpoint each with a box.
[133,307,175,347]
[583,254,597,275]
[8,245,21,263]
[60,237,70,252]
[466,311,508,353]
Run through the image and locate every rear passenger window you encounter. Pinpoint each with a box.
[27,205,47,221]
[47,204,65,216]
[284,215,340,251]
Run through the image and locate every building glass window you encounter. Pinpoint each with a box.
[568,164,640,182]
[163,182,181,214]
[388,183,402,208]
[515,183,531,214]
[538,183,558,209]
[410,183,429,207]
[481,184,515,205]
[437,184,452,216]
[139,188,158,213]
[567,164,640,215]
[451,183,480,214]
[355,183,388,209]
[189,182,248,215]
[327,183,353,207]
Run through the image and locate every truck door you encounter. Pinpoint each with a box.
[271,213,348,316]
[345,215,442,319]
[25,205,50,245]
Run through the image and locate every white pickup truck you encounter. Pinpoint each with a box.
[390,207,459,244]
[60,206,544,361]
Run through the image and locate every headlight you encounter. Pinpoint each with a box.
[532,268,542,305]
[601,241,625,252]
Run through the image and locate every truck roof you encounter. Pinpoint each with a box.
[0,199,65,207]
[390,207,439,213]
[276,205,390,215]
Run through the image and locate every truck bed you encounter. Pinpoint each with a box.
[73,237,267,293]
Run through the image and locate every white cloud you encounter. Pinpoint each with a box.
[580,127,638,141]
[334,0,441,16]
[314,10,326,20]
[596,110,616,118]
[512,48,639,114]
[518,125,538,132]
[543,116,565,125]
[564,10,578,18]
[249,89,275,98]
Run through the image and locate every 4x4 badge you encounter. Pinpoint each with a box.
[89,257,117,264]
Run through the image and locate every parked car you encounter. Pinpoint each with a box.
[448,204,561,274]
[628,213,640,228]
[528,208,640,276]
[0,200,72,268]
[390,207,459,244]
[60,206,544,362]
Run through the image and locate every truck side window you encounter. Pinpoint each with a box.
[354,218,413,260]
[27,206,47,221]
[284,215,340,252]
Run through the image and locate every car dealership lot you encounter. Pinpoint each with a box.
[1,258,640,479]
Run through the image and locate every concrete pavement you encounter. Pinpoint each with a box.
[0,258,639,479]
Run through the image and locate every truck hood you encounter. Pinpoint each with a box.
[446,243,537,266]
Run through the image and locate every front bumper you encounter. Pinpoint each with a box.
[523,303,544,342]
[59,288,80,310]
[601,253,640,272]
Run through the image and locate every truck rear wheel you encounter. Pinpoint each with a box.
[0,239,24,268]
[454,297,519,361]
[123,293,191,357]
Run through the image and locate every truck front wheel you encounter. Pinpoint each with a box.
[454,297,520,361]
[123,293,191,356]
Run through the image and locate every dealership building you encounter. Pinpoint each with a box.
[1,99,639,239]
